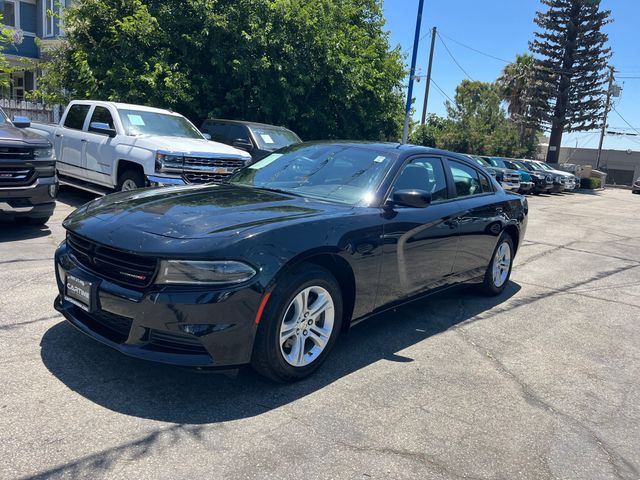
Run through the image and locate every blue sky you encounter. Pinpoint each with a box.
[382,0,640,152]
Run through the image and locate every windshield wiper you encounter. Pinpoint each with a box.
[251,186,303,197]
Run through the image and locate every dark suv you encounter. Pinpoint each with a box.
[0,109,58,225]
[200,119,301,162]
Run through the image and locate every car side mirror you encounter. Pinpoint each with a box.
[202,133,211,140]
[89,122,117,138]
[12,116,31,128]
[390,189,432,208]
[232,139,254,152]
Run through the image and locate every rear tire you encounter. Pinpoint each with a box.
[479,233,514,296]
[251,264,343,382]
[117,169,145,192]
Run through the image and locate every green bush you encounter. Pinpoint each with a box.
[580,177,602,189]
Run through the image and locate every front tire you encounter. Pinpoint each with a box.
[251,265,343,382]
[117,169,145,192]
[479,233,514,296]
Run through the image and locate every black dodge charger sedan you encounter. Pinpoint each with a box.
[54,142,528,382]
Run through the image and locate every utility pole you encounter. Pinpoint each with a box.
[596,66,615,170]
[401,0,425,144]
[421,26,437,125]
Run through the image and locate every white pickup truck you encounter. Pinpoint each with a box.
[28,100,252,193]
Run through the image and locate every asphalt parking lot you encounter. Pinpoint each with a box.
[1,187,639,480]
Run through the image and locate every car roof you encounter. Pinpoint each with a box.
[70,100,183,116]
[204,118,296,131]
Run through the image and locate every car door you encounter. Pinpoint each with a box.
[445,158,504,281]
[57,104,91,180]
[376,156,461,307]
[84,105,117,186]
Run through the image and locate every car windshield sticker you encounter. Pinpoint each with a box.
[127,114,145,126]
[260,134,275,144]
[374,156,387,163]
[249,153,283,169]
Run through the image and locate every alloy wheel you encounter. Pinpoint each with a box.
[279,286,335,367]
[492,241,512,288]
[121,179,139,191]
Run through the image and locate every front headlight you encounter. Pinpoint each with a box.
[34,147,55,160]
[156,260,257,285]
[155,151,184,173]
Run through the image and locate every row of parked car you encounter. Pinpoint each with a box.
[1,99,585,226]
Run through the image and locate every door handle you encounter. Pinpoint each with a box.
[81,139,88,143]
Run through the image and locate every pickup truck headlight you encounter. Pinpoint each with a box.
[156,260,257,285]
[155,152,184,173]
[34,147,55,160]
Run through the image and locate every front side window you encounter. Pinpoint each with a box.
[230,144,397,205]
[117,109,203,139]
[392,157,448,202]
[63,104,91,130]
[449,161,484,197]
[89,106,115,130]
[226,124,250,143]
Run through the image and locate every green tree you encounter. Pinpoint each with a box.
[34,0,406,141]
[408,113,451,148]
[529,0,612,163]
[439,80,535,157]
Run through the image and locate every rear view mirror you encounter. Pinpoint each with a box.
[391,189,432,208]
[89,122,116,137]
[12,116,31,128]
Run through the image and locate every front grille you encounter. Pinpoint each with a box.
[67,232,158,288]
[0,146,33,159]
[0,165,36,187]
[183,172,229,184]
[184,157,245,169]
[148,330,209,355]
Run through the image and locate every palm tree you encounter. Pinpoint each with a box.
[497,53,539,144]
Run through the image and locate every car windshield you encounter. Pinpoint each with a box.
[486,157,507,168]
[511,161,528,170]
[525,162,545,171]
[250,126,301,150]
[538,162,555,171]
[229,144,397,205]
[471,156,491,167]
[117,109,203,139]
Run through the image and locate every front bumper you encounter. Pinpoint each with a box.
[54,242,263,368]
[501,181,521,191]
[0,176,58,219]
[517,181,534,194]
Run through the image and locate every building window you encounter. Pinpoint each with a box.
[3,1,16,27]
[44,0,55,37]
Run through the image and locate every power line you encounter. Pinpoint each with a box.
[437,31,510,64]
[436,32,473,80]
[611,106,640,137]
[430,78,455,104]
[617,76,640,79]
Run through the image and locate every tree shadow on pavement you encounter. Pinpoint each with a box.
[40,282,521,425]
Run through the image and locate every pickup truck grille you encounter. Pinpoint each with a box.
[0,165,37,187]
[184,157,246,169]
[0,147,33,159]
[66,232,158,288]
[183,172,229,184]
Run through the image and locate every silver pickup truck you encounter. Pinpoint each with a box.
[28,100,252,193]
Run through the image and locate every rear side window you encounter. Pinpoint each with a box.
[226,124,250,143]
[63,104,91,130]
[202,122,229,143]
[89,106,115,130]
[448,160,484,197]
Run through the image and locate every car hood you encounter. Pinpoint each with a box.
[131,135,251,160]
[63,184,351,243]
[0,123,51,146]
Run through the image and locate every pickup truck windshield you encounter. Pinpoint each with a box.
[229,144,396,205]
[0,109,7,123]
[117,109,203,139]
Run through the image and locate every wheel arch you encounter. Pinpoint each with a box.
[267,249,356,333]
[503,223,520,254]
[116,159,145,183]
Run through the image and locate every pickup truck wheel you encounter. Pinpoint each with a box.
[117,170,145,192]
